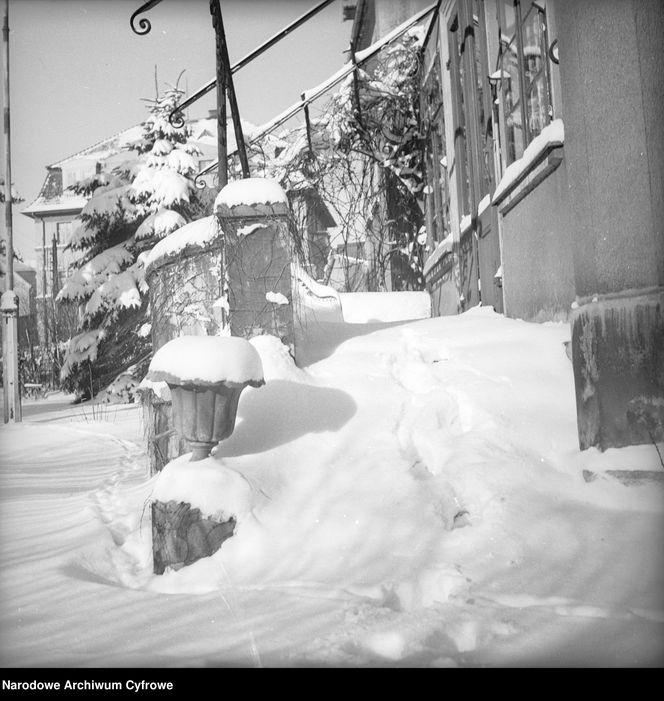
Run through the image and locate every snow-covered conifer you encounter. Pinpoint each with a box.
[58,83,206,401]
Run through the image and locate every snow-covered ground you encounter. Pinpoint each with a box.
[1,304,663,668]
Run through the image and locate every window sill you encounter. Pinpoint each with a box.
[494,145,564,216]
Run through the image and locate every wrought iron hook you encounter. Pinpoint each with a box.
[169,111,185,129]
[194,164,215,190]
[130,0,164,36]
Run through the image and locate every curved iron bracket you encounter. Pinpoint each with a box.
[130,0,164,36]
[548,39,559,65]
[195,162,217,190]
[169,110,185,129]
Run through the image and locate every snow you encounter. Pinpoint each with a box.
[146,335,265,386]
[58,243,134,302]
[83,268,142,317]
[477,193,491,216]
[423,234,454,277]
[151,456,253,523]
[131,168,191,208]
[493,119,565,202]
[237,222,269,237]
[214,178,288,209]
[143,215,221,271]
[265,291,289,306]
[293,261,340,300]
[134,208,186,240]
[59,329,105,379]
[1,300,663,668]
[0,289,18,311]
[339,291,431,323]
[80,184,135,218]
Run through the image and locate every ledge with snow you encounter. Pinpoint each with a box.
[492,119,565,215]
[214,177,289,219]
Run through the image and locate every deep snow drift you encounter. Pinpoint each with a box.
[1,305,662,668]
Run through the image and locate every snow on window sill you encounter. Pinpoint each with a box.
[423,234,454,278]
[492,119,565,214]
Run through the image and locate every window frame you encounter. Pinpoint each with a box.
[448,12,473,218]
[421,22,450,246]
[497,0,552,166]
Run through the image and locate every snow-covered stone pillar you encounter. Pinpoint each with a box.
[214,178,296,356]
[557,0,664,451]
[143,216,226,473]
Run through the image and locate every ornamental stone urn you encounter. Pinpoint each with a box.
[145,335,264,574]
[146,335,265,461]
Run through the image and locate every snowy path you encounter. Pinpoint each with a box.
[1,310,663,667]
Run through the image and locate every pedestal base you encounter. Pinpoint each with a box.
[151,500,236,574]
[571,289,664,451]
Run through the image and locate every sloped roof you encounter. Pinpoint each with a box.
[21,117,260,220]
[50,125,145,169]
[22,124,145,219]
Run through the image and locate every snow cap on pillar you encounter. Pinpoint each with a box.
[1,290,18,313]
[214,177,289,219]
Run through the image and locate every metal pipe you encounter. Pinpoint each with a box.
[2,0,20,422]
[3,0,12,290]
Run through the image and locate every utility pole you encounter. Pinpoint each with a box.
[2,0,21,422]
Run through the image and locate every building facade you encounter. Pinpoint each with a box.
[351,0,664,452]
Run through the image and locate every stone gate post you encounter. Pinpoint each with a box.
[214,178,296,355]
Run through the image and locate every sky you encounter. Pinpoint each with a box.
[1,293,663,667]
[1,0,352,261]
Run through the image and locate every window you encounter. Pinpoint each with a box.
[55,221,72,245]
[498,0,552,164]
[449,13,472,216]
[471,0,493,199]
[421,27,450,245]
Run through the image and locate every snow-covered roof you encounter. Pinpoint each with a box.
[22,116,259,220]
[147,335,265,387]
[22,191,88,218]
[49,125,145,170]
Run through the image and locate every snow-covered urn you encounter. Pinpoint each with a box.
[214,178,296,355]
[146,335,264,461]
